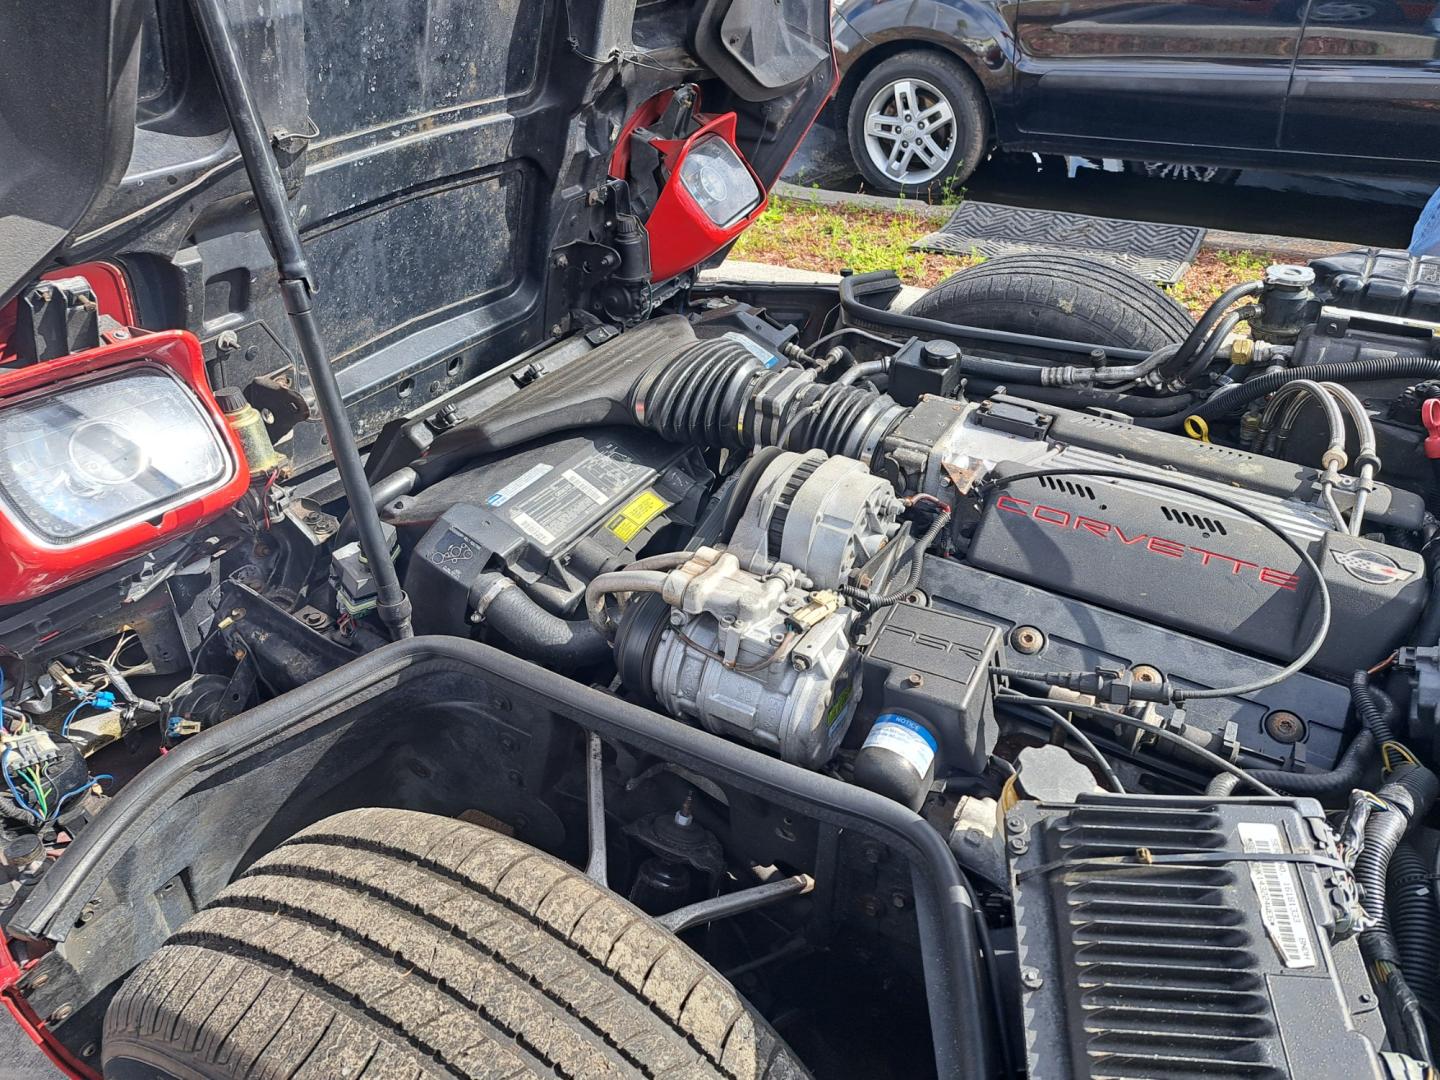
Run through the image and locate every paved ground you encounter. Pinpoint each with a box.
[786,123,1429,250]
[0,1018,54,1078]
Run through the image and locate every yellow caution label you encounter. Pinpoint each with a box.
[606,490,669,542]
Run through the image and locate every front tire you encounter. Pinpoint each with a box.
[103,808,807,1080]
[846,50,989,197]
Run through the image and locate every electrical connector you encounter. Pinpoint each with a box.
[1,729,59,772]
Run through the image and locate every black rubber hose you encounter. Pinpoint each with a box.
[1204,729,1376,798]
[1353,670,1399,748]
[1390,840,1440,1023]
[966,382,1198,418]
[1140,355,1440,430]
[1172,308,1248,386]
[1412,568,1440,649]
[1159,280,1264,378]
[1207,682,1396,797]
[476,576,611,667]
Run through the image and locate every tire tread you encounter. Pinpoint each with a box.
[103,808,804,1080]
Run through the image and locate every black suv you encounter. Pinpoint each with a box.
[832,0,1440,193]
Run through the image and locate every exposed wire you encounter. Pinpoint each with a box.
[1,747,42,823]
[47,774,113,823]
[995,690,1126,793]
[997,693,1282,797]
[62,699,93,738]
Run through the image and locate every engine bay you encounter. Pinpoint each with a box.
[7,249,1440,1078]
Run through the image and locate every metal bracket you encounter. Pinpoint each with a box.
[656,874,814,934]
[584,732,608,888]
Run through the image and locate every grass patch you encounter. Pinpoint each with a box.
[731,196,981,288]
[731,195,1280,316]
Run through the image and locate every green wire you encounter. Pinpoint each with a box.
[21,768,47,817]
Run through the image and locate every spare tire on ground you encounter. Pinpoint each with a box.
[904,252,1194,350]
[102,807,807,1080]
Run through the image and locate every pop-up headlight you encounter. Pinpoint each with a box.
[643,112,769,283]
[676,135,763,229]
[0,330,248,603]
[0,367,230,543]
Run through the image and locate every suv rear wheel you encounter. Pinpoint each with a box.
[846,50,989,196]
[102,808,807,1079]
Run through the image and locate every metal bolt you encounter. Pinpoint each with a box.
[1132,664,1162,684]
[1006,815,1026,834]
[906,672,924,688]
[216,330,240,353]
[29,973,48,990]
[1010,625,1045,655]
[890,891,910,910]
[1008,836,1029,855]
[1264,710,1306,744]
[859,895,882,917]
[49,1004,73,1023]
[1020,967,1044,990]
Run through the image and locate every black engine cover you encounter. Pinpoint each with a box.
[966,465,1426,676]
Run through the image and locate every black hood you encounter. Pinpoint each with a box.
[0,0,831,470]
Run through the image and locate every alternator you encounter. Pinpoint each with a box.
[727,450,903,589]
[647,547,858,769]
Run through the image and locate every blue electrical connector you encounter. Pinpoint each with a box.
[62,691,117,737]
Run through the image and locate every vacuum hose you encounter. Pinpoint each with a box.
[1143,355,1440,430]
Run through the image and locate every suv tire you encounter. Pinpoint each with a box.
[102,808,807,1079]
[846,50,989,197]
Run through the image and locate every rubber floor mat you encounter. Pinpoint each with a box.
[911,201,1205,283]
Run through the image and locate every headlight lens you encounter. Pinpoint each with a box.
[678,135,763,229]
[0,365,231,544]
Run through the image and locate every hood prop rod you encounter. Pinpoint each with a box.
[188,0,411,639]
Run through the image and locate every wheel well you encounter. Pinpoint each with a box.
[832,41,994,138]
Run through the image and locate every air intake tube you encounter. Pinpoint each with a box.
[426,318,909,472]
[633,338,907,461]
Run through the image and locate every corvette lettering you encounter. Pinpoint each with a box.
[994,494,1300,591]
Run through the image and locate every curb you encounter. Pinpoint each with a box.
[771,181,1355,263]
[700,261,928,310]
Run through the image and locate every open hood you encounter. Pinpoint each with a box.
[0,0,832,472]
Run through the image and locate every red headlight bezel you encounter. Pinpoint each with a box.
[644,112,768,283]
[0,330,249,605]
